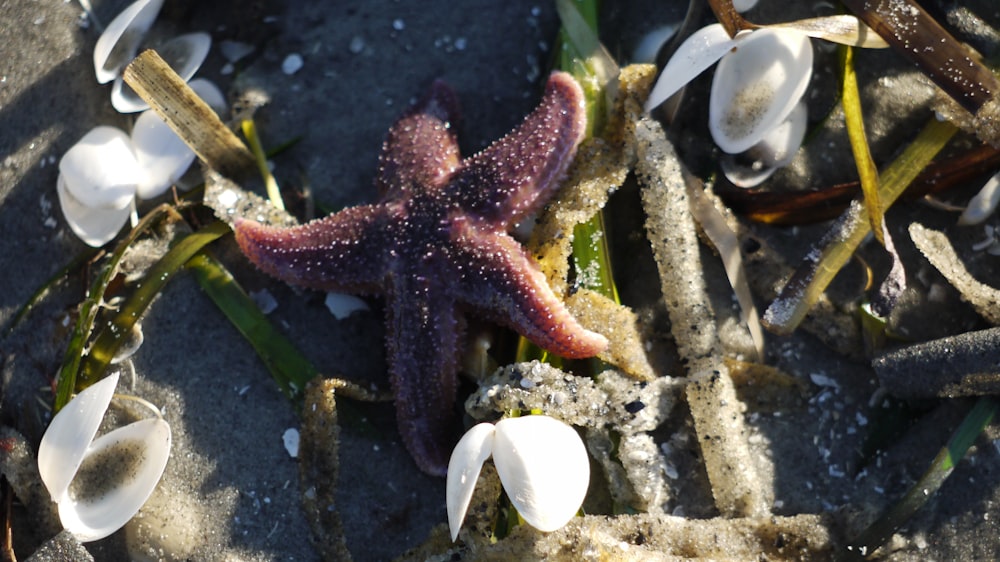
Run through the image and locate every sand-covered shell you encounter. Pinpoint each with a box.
[37,372,172,542]
[720,100,808,187]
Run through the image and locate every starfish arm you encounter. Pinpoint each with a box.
[449,71,587,228]
[451,219,607,359]
[233,205,390,293]
[375,80,462,200]
[385,272,462,477]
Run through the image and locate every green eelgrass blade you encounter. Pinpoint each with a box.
[65,221,231,406]
[54,204,188,412]
[517,0,611,365]
[555,0,618,305]
[185,251,316,402]
[555,0,609,137]
[848,397,999,558]
[572,205,620,304]
[839,44,884,245]
[4,247,100,338]
[241,118,285,211]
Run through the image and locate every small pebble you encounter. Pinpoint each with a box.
[349,36,365,54]
[282,53,303,75]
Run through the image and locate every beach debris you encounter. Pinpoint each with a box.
[447,415,589,540]
[298,379,351,561]
[644,23,748,115]
[37,372,171,542]
[57,126,140,246]
[111,32,212,113]
[405,512,835,560]
[646,9,891,187]
[873,327,1000,399]
[636,115,770,517]
[909,222,1000,325]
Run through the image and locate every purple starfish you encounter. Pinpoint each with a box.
[234,72,608,476]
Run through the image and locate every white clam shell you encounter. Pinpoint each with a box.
[93,0,165,84]
[57,126,140,246]
[188,78,228,114]
[59,126,139,210]
[721,100,808,188]
[38,372,121,507]
[446,423,496,541]
[492,416,589,533]
[57,417,171,542]
[132,109,196,199]
[644,24,748,113]
[57,173,134,247]
[111,32,212,113]
[709,28,813,154]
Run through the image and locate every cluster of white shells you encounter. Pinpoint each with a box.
[59,0,225,247]
[645,23,813,188]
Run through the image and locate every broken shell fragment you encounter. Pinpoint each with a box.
[93,0,165,84]
[958,171,1000,225]
[709,27,813,154]
[325,292,370,319]
[111,32,212,113]
[37,372,172,542]
[446,415,589,541]
[720,100,808,187]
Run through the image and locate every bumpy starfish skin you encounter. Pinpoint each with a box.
[234,72,607,476]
